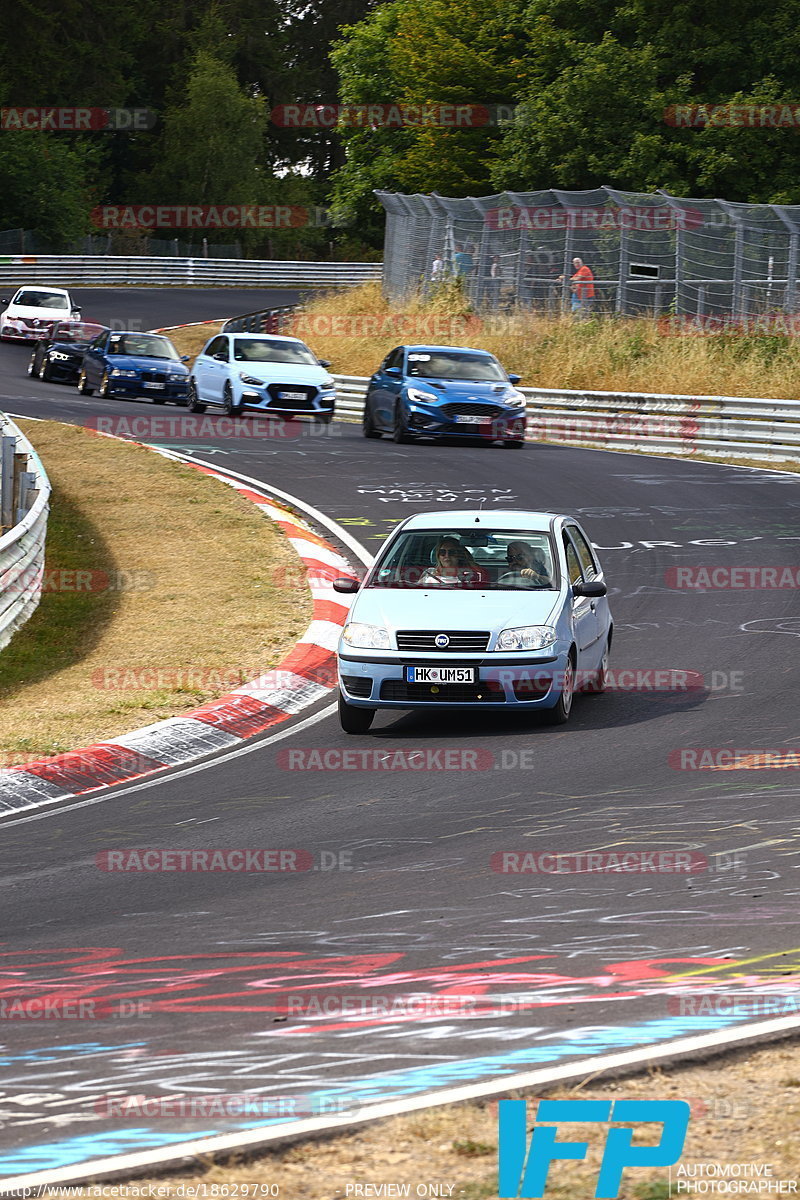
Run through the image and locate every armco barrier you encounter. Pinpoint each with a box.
[331,378,800,462]
[0,256,382,289]
[0,415,51,651]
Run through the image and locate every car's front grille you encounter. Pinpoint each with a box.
[340,675,372,698]
[440,403,505,418]
[142,371,167,383]
[380,680,504,703]
[266,383,318,409]
[396,630,491,652]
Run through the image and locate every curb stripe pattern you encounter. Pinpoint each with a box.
[0,466,355,813]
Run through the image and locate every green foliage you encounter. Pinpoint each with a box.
[0,134,99,243]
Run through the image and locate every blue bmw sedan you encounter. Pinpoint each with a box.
[77,331,190,403]
[362,344,527,447]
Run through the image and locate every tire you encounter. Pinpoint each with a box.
[504,438,524,448]
[27,353,37,377]
[338,691,375,734]
[316,411,333,425]
[392,404,413,444]
[77,368,94,396]
[98,371,111,399]
[586,634,611,695]
[187,379,206,413]
[222,383,241,417]
[544,652,576,725]
[363,403,382,439]
[40,356,53,382]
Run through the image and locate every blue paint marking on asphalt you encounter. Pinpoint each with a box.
[0,1042,145,1066]
[0,1012,749,1175]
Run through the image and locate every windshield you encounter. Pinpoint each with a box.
[15,290,70,310]
[233,337,318,365]
[367,529,558,590]
[53,322,107,343]
[406,351,507,382]
[107,334,180,360]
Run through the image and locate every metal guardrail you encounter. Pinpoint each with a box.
[0,257,383,290]
[331,377,800,462]
[0,416,51,652]
[222,305,299,334]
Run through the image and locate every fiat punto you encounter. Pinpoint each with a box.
[334,510,612,733]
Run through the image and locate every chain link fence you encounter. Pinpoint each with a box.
[0,230,244,258]
[377,187,800,318]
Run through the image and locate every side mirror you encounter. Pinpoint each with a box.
[384,366,402,378]
[213,352,227,361]
[508,373,521,385]
[181,355,190,362]
[332,577,361,594]
[573,579,607,598]
[318,359,331,368]
[71,308,82,318]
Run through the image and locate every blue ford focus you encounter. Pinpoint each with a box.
[362,344,527,447]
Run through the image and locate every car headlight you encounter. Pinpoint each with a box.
[342,622,391,650]
[239,373,264,386]
[50,351,71,361]
[505,389,526,408]
[407,387,438,404]
[496,625,557,651]
[110,369,137,377]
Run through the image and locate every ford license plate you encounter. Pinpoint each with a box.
[455,414,492,425]
[405,666,475,684]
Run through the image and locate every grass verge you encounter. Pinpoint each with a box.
[60,1037,800,1198]
[0,420,312,760]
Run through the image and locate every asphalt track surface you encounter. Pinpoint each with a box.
[0,289,799,1179]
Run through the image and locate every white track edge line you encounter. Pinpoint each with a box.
[4,1013,800,1188]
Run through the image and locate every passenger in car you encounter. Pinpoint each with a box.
[419,537,490,587]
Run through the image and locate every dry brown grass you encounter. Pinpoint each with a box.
[157,320,224,366]
[0,420,312,760]
[255,281,800,400]
[61,1038,800,1199]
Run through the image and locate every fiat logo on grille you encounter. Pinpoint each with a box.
[434,633,450,647]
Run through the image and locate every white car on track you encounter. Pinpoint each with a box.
[0,286,81,341]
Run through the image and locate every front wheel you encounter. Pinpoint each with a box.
[392,405,413,444]
[27,354,37,377]
[504,438,524,449]
[77,368,94,396]
[363,402,382,439]
[98,371,111,399]
[222,383,241,417]
[316,411,333,425]
[586,636,610,694]
[40,356,53,382]
[544,654,575,725]
[338,692,375,734]
[187,380,206,413]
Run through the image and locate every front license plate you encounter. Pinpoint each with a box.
[405,666,476,684]
[455,414,492,425]
[144,382,165,389]
[279,391,306,400]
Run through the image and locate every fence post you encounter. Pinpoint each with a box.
[1,435,16,531]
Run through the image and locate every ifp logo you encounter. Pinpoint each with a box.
[498,1099,690,1198]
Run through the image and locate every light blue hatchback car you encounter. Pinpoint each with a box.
[333,510,612,733]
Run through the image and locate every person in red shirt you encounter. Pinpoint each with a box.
[558,257,595,314]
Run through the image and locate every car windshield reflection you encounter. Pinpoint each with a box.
[367,529,558,589]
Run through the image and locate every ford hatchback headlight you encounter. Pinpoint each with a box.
[407,387,438,404]
[342,622,391,649]
[496,625,556,651]
[505,389,526,408]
